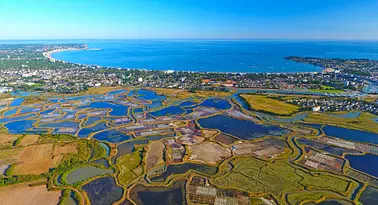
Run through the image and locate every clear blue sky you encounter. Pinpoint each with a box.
[1,0,378,40]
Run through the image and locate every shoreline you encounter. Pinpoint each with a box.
[43,47,88,62]
[44,47,322,75]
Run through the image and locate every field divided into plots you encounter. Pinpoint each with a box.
[1,87,378,205]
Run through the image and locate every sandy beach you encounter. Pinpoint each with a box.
[43,47,87,62]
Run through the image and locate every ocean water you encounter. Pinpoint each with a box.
[50,40,378,73]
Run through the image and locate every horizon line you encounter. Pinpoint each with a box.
[2,38,378,42]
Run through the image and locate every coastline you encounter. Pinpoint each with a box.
[43,47,88,62]
[43,48,321,75]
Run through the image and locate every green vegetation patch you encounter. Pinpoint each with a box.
[287,191,345,204]
[89,141,107,161]
[308,85,344,93]
[213,157,355,203]
[240,94,299,115]
[117,148,144,186]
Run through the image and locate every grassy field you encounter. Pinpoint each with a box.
[240,94,299,115]
[117,148,143,186]
[304,112,378,133]
[152,87,233,99]
[308,89,344,93]
[308,85,344,93]
[212,157,357,204]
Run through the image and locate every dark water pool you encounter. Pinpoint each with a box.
[130,180,186,205]
[82,177,123,205]
[198,114,289,140]
[359,186,378,205]
[322,125,378,144]
[149,106,184,117]
[80,102,128,116]
[92,129,132,143]
[345,154,378,178]
[179,101,197,107]
[200,98,231,110]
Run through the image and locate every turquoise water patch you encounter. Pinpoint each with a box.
[65,166,113,184]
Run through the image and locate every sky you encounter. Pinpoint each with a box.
[1,0,378,40]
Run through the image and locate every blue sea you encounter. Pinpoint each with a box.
[6,40,378,73]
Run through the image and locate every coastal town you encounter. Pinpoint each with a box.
[0,83,377,205]
[0,44,377,115]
